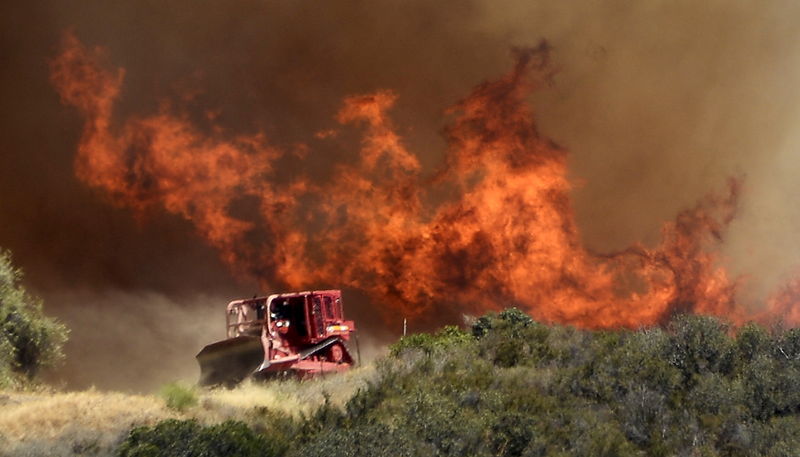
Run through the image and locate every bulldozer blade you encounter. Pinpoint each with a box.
[196,336,264,387]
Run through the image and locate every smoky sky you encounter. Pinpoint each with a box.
[3,0,800,389]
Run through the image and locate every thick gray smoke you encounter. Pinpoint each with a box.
[2,0,800,389]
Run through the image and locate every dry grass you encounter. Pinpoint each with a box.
[0,389,177,456]
[0,365,376,456]
[195,364,375,421]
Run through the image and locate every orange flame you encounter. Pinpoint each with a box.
[765,275,800,326]
[50,33,799,328]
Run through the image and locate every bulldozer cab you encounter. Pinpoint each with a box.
[226,298,267,338]
[268,295,309,342]
[266,290,348,346]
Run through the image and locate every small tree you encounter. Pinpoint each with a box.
[0,248,68,387]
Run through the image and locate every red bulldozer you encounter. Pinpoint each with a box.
[196,290,357,386]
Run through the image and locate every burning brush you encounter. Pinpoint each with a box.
[50,33,800,330]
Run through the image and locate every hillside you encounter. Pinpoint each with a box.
[0,368,372,456]
[3,309,800,456]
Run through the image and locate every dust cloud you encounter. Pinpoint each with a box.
[40,290,224,392]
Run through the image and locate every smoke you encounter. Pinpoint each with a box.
[2,0,800,388]
[485,0,800,285]
[48,31,797,330]
[40,289,224,392]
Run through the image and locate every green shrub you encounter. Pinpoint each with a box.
[667,314,733,384]
[573,418,640,457]
[774,328,800,360]
[159,382,198,412]
[248,406,299,456]
[116,419,277,457]
[472,309,553,368]
[0,248,68,386]
[389,325,472,356]
[687,373,744,420]
[617,328,680,397]
[290,422,431,457]
[490,411,538,457]
[472,307,533,339]
[740,355,800,420]
[734,323,771,365]
[0,337,16,388]
[116,308,800,457]
[492,338,526,368]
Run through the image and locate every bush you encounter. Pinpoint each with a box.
[734,323,771,365]
[389,325,472,356]
[740,355,800,420]
[116,419,278,457]
[159,382,198,412]
[0,248,68,387]
[114,308,800,457]
[291,422,431,457]
[472,307,533,339]
[667,314,733,384]
[472,308,552,368]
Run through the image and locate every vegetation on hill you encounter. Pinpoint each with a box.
[2,260,797,457]
[0,248,68,388]
[0,367,369,456]
[117,419,276,457]
[116,308,800,457]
